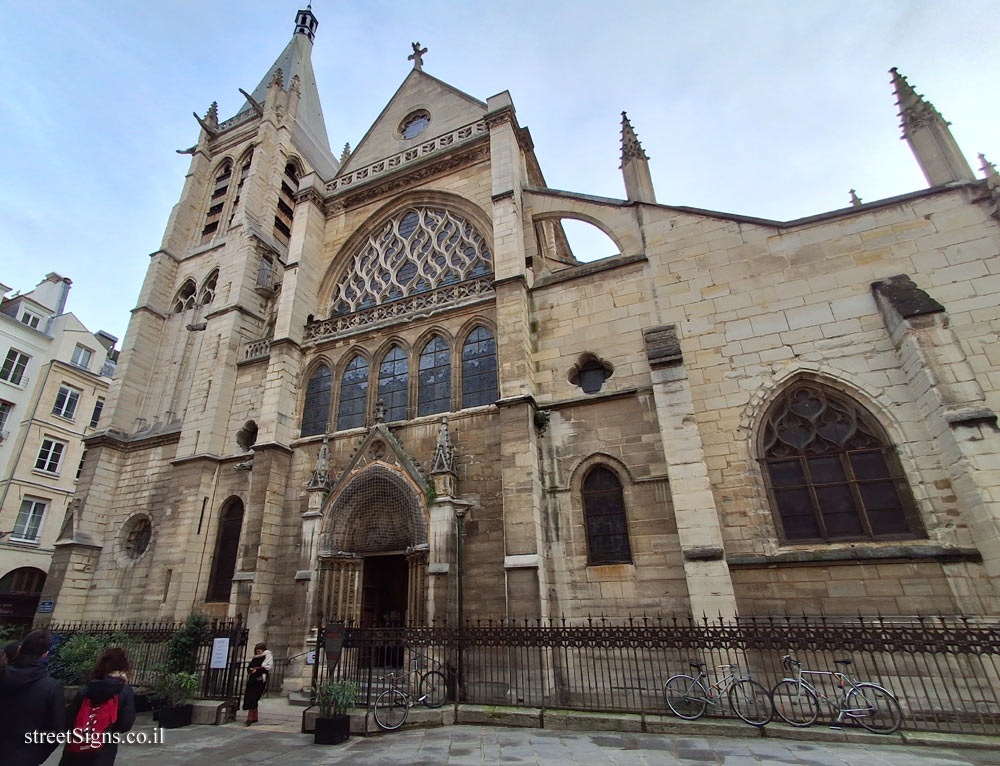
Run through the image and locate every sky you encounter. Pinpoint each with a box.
[1,1,998,344]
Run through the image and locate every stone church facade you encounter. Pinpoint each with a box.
[41,8,1000,660]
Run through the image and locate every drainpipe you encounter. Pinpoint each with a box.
[455,506,466,700]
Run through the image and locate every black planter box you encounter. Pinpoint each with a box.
[314,714,350,745]
[158,704,193,729]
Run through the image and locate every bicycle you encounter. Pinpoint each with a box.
[373,652,448,730]
[663,661,773,726]
[770,655,902,734]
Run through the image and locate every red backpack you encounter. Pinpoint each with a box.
[66,694,119,753]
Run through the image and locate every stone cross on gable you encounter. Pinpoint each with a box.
[408,42,427,71]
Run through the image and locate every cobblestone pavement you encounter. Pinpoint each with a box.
[41,715,1000,766]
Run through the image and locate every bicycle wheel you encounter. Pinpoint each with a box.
[846,683,902,734]
[419,670,448,708]
[770,680,819,726]
[663,674,708,720]
[728,679,773,726]
[374,688,408,730]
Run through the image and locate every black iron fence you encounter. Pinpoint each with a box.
[313,615,1000,736]
[30,619,248,712]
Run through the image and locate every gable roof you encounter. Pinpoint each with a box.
[339,68,487,175]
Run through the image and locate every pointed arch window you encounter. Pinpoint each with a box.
[229,149,253,226]
[199,269,219,306]
[300,364,332,437]
[202,161,232,243]
[172,279,197,313]
[274,162,298,245]
[582,467,632,565]
[337,355,369,431]
[378,346,408,422]
[418,336,451,416]
[462,327,498,408]
[206,498,244,603]
[760,382,922,542]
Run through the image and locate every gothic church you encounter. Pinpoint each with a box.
[41,8,1000,664]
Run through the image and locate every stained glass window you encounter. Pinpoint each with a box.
[582,467,631,565]
[300,365,332,437]
[378,346,409,422]
[462,327,498,408]
[337,355,369,431]
[418,336,451,416]
[761,382,921,542]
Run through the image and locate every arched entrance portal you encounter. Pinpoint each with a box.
[317,463,429,638]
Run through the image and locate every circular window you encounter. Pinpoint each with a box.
[399,110,430,140]
[122,516,152,560]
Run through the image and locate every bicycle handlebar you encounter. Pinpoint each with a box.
[781,654,801,668]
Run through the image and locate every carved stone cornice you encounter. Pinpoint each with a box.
[333,143,490,212]
[85,427,182,453]
[294,185,326,209]
[485,106,516,130]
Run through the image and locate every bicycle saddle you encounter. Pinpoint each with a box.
[834,658,853,666]
[689,661,706,669]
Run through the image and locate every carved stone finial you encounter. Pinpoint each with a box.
[308,433,332,491]
[980,153,999,181]
[270,67,284,89]
[290,74,301,94]
[374,399,387,424]
[849,189,862,206]
[431,416,456,475]
[204,101,219,126]
[408,41,428,71]
[978,153,1000,220]
[340,142,351,164]
[193,101,219,136]
[620,111,649,167]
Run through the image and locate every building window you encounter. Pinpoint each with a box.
[582,467,632,565]
[329,207,493,317]
[229,149,253,226]
[202,161,232,242]
[300,365,332,437]
[760,382,922,542]
[199,269,219,306]
[19,311,41,329]
[1,348,30,386]
[206,498,244,602]
[418,336,451,417]
[12,498,48,543]
[34,438,66,474]
[461,327,498,408]
[122,515,152,559]
[89,398,104,429]
[71,344,93,369]
[570,354,614,394]
[274,162,298,245]
[337,355,369,431]
[172,280,197,313]
[0,400,12,438]
[52,385,81,420]
[399,110,431,139]
[76,450,86,480]
[378,346,408,422]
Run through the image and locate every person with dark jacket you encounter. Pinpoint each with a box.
[0,629,66,766]
[60,647,136,766]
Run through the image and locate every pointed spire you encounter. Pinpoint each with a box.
[269,67,284,90]
[341,143,352,164]
[293,5,319,43]
[980,153,999,182]
[619,111,656,204]
[849,189,863,206]
[431,417,456,475]
[890,67,975,186]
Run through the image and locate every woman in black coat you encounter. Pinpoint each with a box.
[60,647,136,766]
[242,642,272,725]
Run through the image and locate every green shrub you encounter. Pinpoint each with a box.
[151,670,199,708]
[164,613,210,673]
[316,680,358,717]
[46,630,141,685]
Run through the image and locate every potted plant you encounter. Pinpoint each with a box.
[314,680,358,745]
[152,670,199,728]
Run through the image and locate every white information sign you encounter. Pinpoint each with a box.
[209,637,230,669]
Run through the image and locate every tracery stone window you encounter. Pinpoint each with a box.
[760,382,921,543]
[199,269,219,306]
[172,279,197,313]
[337,355,369,431]
[207,498,244,603]
[378,346,409,422]
[329,207,492,317]
[399,110,430,139]
[418,336,450,416]
[301,365,332,437]
[202,160,232,242]
[229,148,253,226]
[461,327,498,407]
[582,467,632,565]
[122,515,152,560]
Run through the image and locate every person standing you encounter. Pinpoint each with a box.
[0,630,66,766]
[60,647,136,765]
[242,642,272,725]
